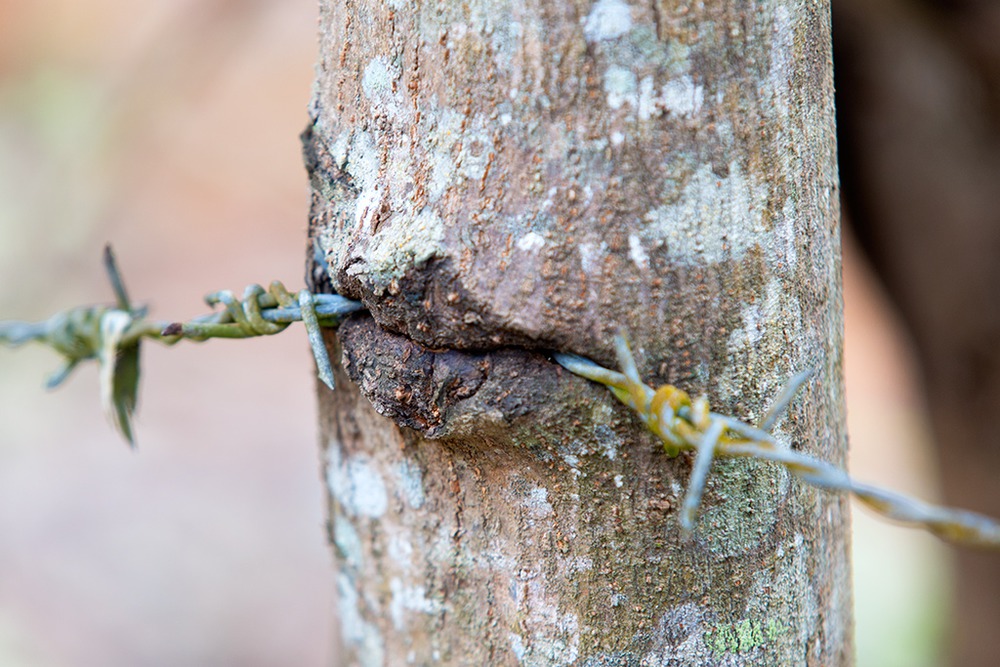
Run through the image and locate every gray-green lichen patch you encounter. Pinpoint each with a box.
[362,55,409,122]
[394,458,426,509]
[640,161,770,266]
[602,68,705,121]
[692,457,789,558]
[702,616,789,658]
[390,577,444,632]
[742,532,821,661]
[349,205,446,294]
[719,273,810,413]
[603,65,638,111]
[584,0,633,43]
[337,572,386,667]
[333,513,364,571]
[314,121,448,294]
[326,443,389,519]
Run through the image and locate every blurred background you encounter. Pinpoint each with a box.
[0,2,333,666]
[0,1,967,666]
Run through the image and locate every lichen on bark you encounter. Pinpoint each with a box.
[310,1,850,664]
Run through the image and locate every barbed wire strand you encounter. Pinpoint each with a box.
[554,337,1000,550]
[0,245,365,445]
[5,249,1000,549]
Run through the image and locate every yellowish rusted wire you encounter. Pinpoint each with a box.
[554,337,1000,549]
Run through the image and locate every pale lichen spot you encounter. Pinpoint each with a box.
[390,577,443,631]
[517,231,546,252]
[386,139,417,210]
[395,458,426,509]
[610,131,625,146]
[425,108,464,202]
[525,485,554,519]
[459,128,492,181]
[517,576,581,665]
[603,65,637,110]
[387,533,414,566]
[327,449,389,518]
[559,451,583,478]
[331,130,351,169]
[337,573,386,667]
[768,5,794,119]
[337,573,364,644]
[637,75,657,120]
[339,129,382,232]
[777,197,799,267]
[509,633,526,661]
[584,0,633,43]
[659,75,704,117]
[577,241,607,274]
[362,56,403,119]
[593,424,620,460]
[354,184,383,232]
[628,233,649,269]
[447,21,469,44]
[333,514,364,570]
[642,161,767,264]
[357,205,446,291]
[566,556,593,572]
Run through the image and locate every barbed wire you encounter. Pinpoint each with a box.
[554,338,1000,549]
[5,249,1000,550]
[0,246,364,446]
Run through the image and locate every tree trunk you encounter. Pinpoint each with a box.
[307,1,849,664]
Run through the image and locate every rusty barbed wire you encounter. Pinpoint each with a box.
[554,337,1000,549]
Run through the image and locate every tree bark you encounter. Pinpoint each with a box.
[308,1,850,664]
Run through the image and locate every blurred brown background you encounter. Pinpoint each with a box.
[0,2,333,666]
[0,2,953,666]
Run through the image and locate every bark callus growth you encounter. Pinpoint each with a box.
[338,315,619,444]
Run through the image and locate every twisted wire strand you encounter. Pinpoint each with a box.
[554,338,1000,550]
[0,247,365,445]
[7,250,999,550]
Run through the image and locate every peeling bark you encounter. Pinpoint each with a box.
[309,1,850,665]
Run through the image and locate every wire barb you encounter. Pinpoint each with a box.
[554,335,1000,550]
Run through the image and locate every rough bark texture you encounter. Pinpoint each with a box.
[309,1,850,665]
[834,1,1000,665]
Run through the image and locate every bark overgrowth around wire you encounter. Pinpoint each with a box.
[3,249,1000,550]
